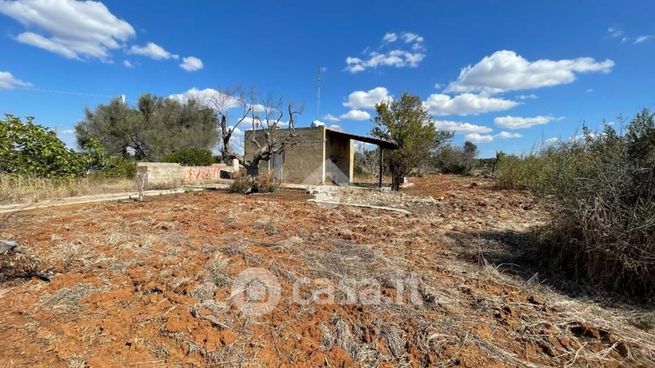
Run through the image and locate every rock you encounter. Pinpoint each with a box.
[0,239,18,253]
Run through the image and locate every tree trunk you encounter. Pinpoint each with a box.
[390,165,404,191]
[245,156,261,178]
[391,175,404,191]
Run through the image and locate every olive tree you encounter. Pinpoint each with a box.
[76,94,219,161]
[373,93,453,190]
[206,86,256,162]
[243,98,301,177]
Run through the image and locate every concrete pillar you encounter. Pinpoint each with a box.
[348,139,354,183]
[321,126,326,184]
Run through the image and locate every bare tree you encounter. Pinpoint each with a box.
[244,97,302,177]
[208,86,255,162]
[359,145,381,179]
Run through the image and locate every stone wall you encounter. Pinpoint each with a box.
[136,162,233,188]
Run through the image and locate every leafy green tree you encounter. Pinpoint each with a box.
[0,115,90,177]
[372,93,453,190]
[161,147,214,166]
[433,145,467,174]
[463,141,478,172]
[76,94,219,161]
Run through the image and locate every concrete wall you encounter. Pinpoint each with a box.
[325,130,353,184]
[136,162,229,188]
[244,127,326,184]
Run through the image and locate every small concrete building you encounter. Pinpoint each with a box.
[243,126,397,185]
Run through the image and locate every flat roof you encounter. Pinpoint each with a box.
[325,127,398,149]
[245,126,398,149]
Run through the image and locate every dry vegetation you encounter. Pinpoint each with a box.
[0,175,138,205]
[0,175,653,367]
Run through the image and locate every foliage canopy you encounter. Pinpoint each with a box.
[75,94,219,161]
[0,115,93,177]
[372,93,453,190]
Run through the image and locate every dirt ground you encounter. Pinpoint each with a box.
[0,175,653,367]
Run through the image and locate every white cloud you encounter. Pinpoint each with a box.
[608,27,624,39]
[343,87,392,109]
[180,56,204,72]
[634,35,654,44]
[123,60,133,68]
[323,114,340,122]
[494,115,555,129]
[544,137,560,145]
[0,71,31,90]
[340,110,371,121]
[345,50,425,73]
[424,93,518,116]
[345,32,425,73]
[240,116,289,128]
[495,131,522,139]
[0,0,135,60]
[464,133,494,143]
[400,32,424,45]
[223,124,244,152]
[329,124,341,130]
[15,32,77,59]
[446,50,614,94]
[516,94,537,100]
[608,27,653,45]
[128,42,178,60]
[169,87,234,108]
[382,32,398,43]
[432,120,492,134]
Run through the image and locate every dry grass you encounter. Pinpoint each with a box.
[0,174,138,205]
[36,284,96,313]
[1,176,653,367]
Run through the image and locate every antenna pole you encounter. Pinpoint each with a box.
[316,66,321,121]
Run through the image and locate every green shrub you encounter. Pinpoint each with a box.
[433,144,476,175]
[161,147,214,166]
[497,110,655,297]
[0,115,89,177]
[91,157,136,180]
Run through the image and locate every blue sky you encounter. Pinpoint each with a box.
[1,0,654,157]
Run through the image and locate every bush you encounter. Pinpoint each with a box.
[229,171,279,194]
[433,142,477,175]
[495,153,558,191]
[229,172,252,193]
[254,171,279,193]
[91,157,136,180]
[0,115,90,177]
[161,147,214,166]
[497,110,655,297]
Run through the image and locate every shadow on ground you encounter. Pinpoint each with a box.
[446,228,655,309]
